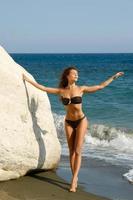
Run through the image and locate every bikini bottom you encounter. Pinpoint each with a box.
[65,115,86,129]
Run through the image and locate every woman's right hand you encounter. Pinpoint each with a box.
[22,73,29,82]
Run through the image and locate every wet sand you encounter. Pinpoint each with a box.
[57,155,133,200]
[0,170,109,200]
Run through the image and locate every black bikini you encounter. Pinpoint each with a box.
[61,96,82,105]
[61,96,86,129]
[65,115,86,129]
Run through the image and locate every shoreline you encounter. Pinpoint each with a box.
[57,155,133,200]
[0,170,109,200]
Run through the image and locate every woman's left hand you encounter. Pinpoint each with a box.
[114,72,124,79]
[116,72,124,77]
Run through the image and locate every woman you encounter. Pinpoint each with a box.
[22,67,124,192]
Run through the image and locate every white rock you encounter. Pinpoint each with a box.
[0,46,61,181]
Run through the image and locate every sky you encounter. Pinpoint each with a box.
[0,0,133,53]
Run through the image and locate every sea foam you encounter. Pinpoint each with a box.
[123,169,133,184]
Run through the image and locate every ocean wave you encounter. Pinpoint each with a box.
[123,169,133,184]
[53,113,66,144]
[53,112,133,152]
[53,112,133,168]
[85,124,133,153]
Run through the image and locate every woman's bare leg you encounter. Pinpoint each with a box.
[65,122,76,176]
[70,117,88,192]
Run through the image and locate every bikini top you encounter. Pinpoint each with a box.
[61,96,82,105]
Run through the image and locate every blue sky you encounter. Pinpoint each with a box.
[0,0,133,53]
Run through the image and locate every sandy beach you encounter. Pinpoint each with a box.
[0,170,109,200]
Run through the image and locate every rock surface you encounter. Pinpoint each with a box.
[0,46,61,181]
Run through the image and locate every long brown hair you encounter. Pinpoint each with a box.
[58,66,78,88]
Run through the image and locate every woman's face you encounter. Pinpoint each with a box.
[67,69,78,82]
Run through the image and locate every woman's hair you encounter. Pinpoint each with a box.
[58,66,78,88]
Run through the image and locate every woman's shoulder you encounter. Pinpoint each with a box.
[78,85,86,91]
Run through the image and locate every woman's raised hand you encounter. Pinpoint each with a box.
[113,72,124,79]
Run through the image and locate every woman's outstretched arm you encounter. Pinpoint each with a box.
[82,72,124,93]
[22,74,61,94]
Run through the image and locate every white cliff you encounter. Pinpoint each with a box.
[0,46,61,181]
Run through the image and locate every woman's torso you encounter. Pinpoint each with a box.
[60,85,84,120]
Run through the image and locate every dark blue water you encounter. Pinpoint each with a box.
[11,53,133,129]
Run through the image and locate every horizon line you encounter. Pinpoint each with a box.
[10,52,133,54]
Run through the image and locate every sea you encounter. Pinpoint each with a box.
[11,53,133,199]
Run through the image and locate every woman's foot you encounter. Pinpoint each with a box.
[69,177,78,192]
